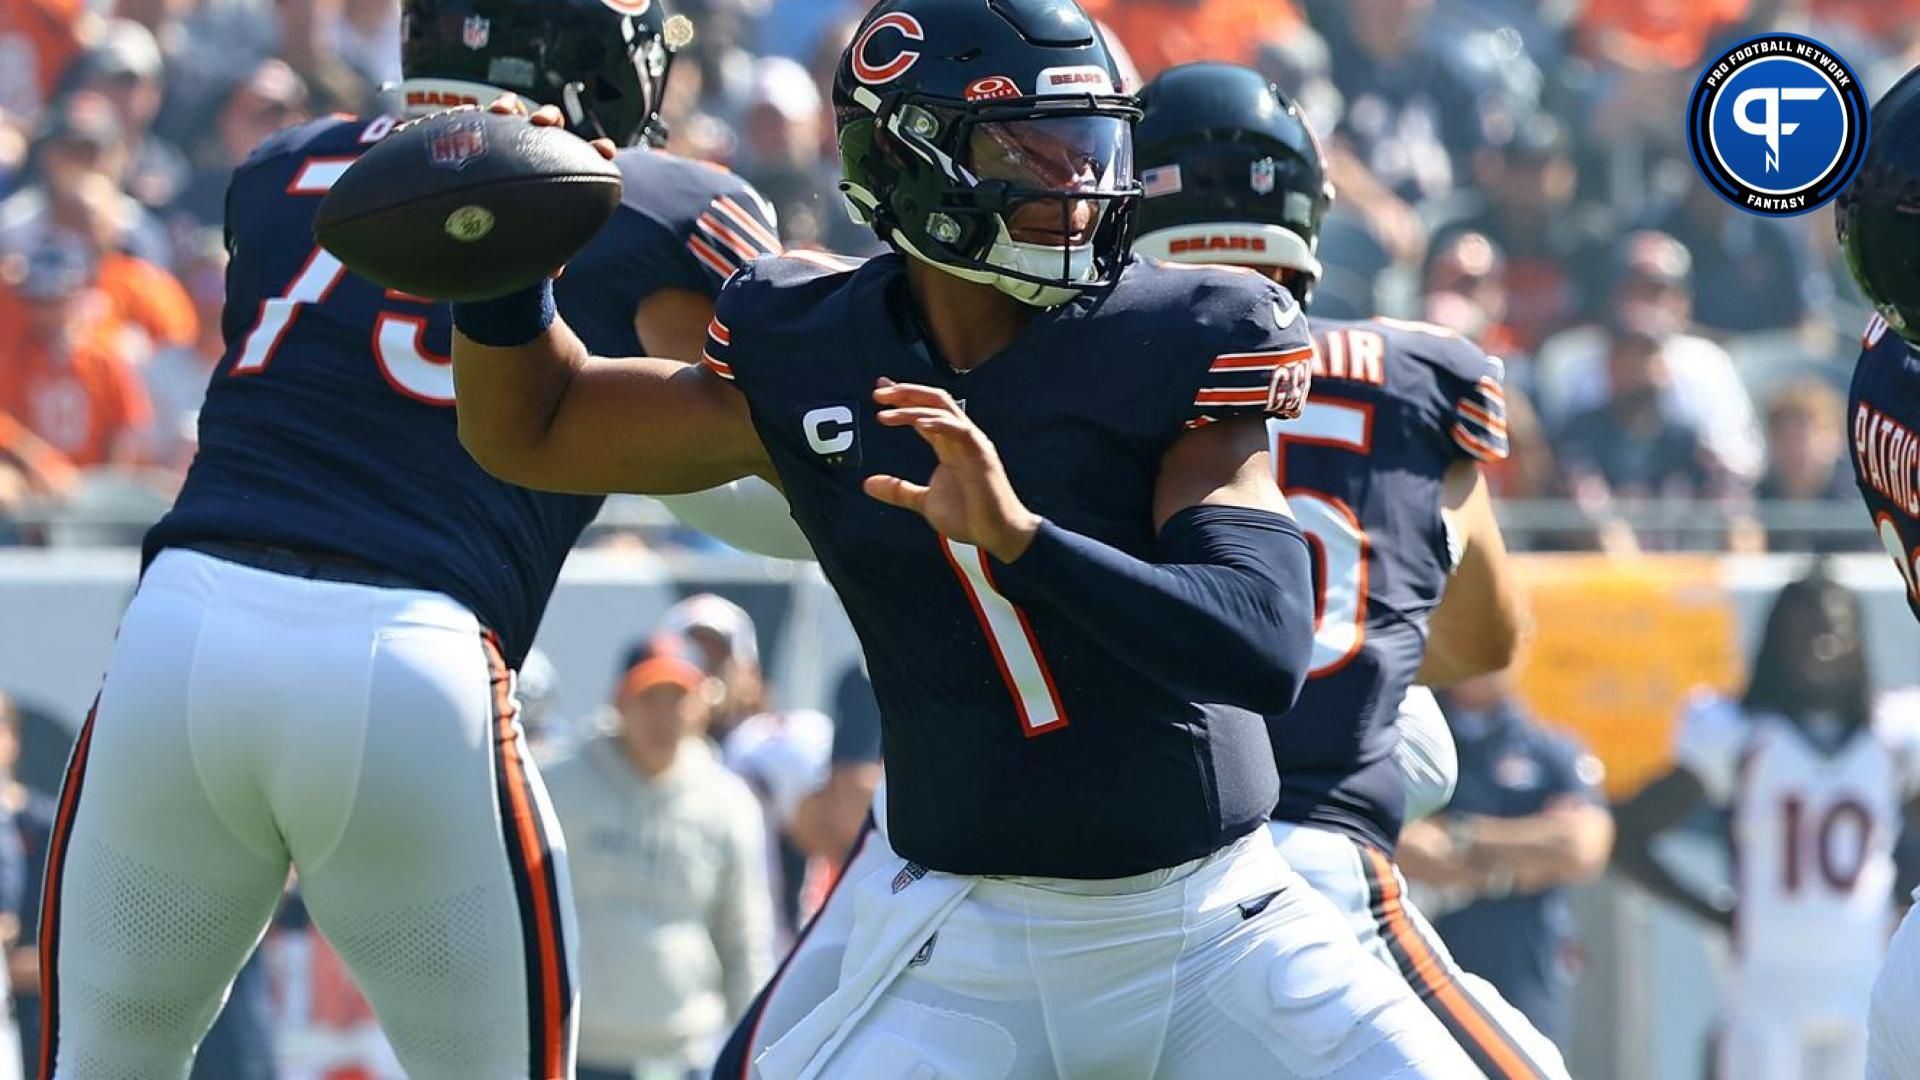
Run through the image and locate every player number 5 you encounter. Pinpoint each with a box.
[941,537,1069,737]
[1272,399,1372,677]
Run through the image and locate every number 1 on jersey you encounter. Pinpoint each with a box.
[942,537,1069,737]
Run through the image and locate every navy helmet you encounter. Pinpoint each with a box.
[1838,64,1920,345]
[833,0,1141,308]
[399,0,685,147]
[1133,61,1333,307]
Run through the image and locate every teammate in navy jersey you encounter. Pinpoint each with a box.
[451,1,1475,1075]
[36,2,777,1076]
[1838,62,1920,1080]
[1129,63,1560,1079]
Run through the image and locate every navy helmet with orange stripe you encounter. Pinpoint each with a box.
[833,0,1142,308]
[1133,62,1334,308]
[398,0,688,147]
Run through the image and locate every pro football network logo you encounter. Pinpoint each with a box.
[1686,33,1869,217]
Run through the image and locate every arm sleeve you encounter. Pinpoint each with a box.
[710,785,774,1023]
[1396,685,1459,821]
[1672,692,1747,804]
[654,477,815,560]
[990,505,1316,713]
[1180,276,1315,430]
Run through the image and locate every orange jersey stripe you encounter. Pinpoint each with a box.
[698,214,765,264]
[1195,388,1271,406]
[40,701,98,1078]
[487,642,569,1078]
[1451,423,1504,461]
[714,196,782,252]
[1363,849,1544,1079]
[702,353,735,379]
[1456,401,1508,434]
[686,235,735,279]
[708,316,733,346]
[1211,347,1313,371]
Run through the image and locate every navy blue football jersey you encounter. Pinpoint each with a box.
[1267,316,1510,850]
[1851,314,1920,622]
[556,147,779,355]
[146,116,763,667]
[703,252,1311,878]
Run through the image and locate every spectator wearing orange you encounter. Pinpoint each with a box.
[1078,0,1301,82]
[0,233,151,467]
[59,170,196,360]
[0,0,88,123]
[1575,0,1748,71]
[1810,0,1920,40]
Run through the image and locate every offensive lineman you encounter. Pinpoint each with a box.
[1837,61,1920,1080]
[1128,63,1561,1080]
[35,1,778,1076]
[451,1,1475,1075]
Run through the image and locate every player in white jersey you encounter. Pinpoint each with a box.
[1615,567,1920,1080]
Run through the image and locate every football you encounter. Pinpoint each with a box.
[314,109,622,302]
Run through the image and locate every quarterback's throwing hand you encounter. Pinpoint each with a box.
[485,94,617,161]
[863,380,1041,562]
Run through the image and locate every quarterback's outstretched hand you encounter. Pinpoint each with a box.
[485,94,617,161]
[864,380,1041,562]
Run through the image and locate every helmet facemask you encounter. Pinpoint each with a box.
[842,90,1141,308]
[396,0,686,149]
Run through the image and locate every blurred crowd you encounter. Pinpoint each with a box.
[1,0,1915,553]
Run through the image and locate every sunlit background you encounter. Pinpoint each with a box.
[0,0,1916,1077]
